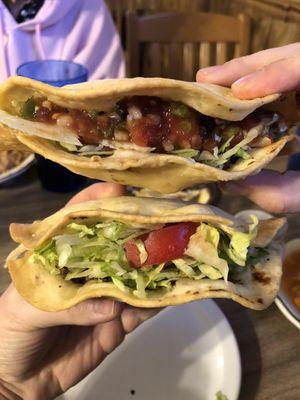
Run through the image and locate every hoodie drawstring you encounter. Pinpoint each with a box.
[0,7,8,79]
[35,23,46,60]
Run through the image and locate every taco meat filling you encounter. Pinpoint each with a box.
[18,95,288,169]
[31,217,271,298]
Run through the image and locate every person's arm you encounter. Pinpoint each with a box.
[197,43,300,213]
[0,380,20,400]
[0,183,160,400]
[73,0,125,80]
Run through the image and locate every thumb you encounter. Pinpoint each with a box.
[222,170,300,214]
[1,284,122,330]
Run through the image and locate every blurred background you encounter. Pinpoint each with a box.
[0,2,299,399]
[107,0,300,77]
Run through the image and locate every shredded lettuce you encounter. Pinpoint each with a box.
[170,149,199,158]
[173,258,196,278]
[59,142,78,152]
[198,264,223,280]
[32,217,267,298]
[235,148,251,160]
[221,215,258,267]
[59,142,114,156]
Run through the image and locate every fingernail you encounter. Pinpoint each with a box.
[197,66,222,81]
[233,75,251,87]
[93,299,116,315]
[200,66,222,74]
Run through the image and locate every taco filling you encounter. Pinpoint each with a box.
[30,216,271,298]
[16,95,288,169]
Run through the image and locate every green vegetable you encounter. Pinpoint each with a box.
[235,148,251,160]
[219,137,233,153]
[20,97,36,119]
[59,142,78,152]
[32,217,265,298]
[198,264,222,279]
[170,103,190,118]
[87,110,98,119]
[199,223,220,249]
[173,258,195,278]
[222,216,258,267]
[170,149,199,158]
[223,126,240,138]
[80,151,114,157]
[215,391,228,400]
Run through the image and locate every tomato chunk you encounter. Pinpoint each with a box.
[124,222,198,268]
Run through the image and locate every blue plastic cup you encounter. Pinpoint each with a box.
[17,60,88,192]
[17,59,88,87]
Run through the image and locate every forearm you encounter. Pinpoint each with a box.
[0,376,58,400]
[0,380,21,400]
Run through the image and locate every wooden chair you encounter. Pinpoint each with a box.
[105,0,124,34]
[126,12,250,80]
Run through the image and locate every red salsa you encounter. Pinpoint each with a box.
[19,96,283,153]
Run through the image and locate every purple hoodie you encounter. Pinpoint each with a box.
[0,0,125,81]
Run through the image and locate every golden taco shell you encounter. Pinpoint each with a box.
[0,77,294,193]
[7,197,285,312]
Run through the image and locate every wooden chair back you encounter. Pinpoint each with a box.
[105,0,124,34]
[126,12,250,79]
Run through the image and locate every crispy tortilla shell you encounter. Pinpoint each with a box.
[7,197,285,311]
[0,76,293,193]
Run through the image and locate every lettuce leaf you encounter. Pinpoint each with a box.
[185,223,229,281]
[170,149,199,158]
[221,216,258,267]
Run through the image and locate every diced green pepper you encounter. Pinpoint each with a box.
[170,103,190,118]
[20,97,36,119]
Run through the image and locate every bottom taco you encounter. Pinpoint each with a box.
[7,197,285,311]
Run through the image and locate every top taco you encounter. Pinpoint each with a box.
[0,76,294,193]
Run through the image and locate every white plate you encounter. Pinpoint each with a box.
[58,300,241,400]
[275,238,300,330]
[0,153,35,184]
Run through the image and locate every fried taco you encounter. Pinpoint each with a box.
[0,77,294,193]
[7,197,285,311]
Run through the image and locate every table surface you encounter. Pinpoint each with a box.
[0,168,299,400]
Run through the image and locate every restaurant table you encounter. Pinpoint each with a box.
[0,167,299,400]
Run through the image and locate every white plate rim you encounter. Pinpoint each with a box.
[0,153,35,184]
[275,297,300,330]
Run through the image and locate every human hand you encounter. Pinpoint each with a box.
[222,170,300,214]
[196,42,300,99]
[0,183,159,400]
